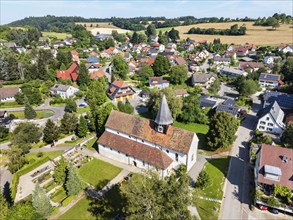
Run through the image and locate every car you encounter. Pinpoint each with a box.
[268,208,279,214]
[78,103,88,107]
[259,205,268,211]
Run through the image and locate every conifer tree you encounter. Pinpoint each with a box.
[78,116,88,138]
[60,113,78,134]
[53,156,68,185]
[43,119,59,143]
[24,103,36,119]
[32,183,53,218]
[0,188,9,220]
[65,163,84,196]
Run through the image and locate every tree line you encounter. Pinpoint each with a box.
[187,24,246,36]
[254,13,292,27]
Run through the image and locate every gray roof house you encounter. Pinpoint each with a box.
[220,67,248,78]
[256,101,285,134]
[192,73,217,88]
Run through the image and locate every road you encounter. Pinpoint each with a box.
[219,83,239,99]
[220,95,261,220]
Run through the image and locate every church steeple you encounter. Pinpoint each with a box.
[155,95,173,133]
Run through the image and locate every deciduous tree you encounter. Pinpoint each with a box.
[7,201,42,220]
[7,146,27,173]
[281,124,293,148]
[208,78,221,95]
[0,124,9,139]
[112,55,129,80]
[60,112,78,134]
[152,54,171,76]
[169,65,188,84]
[65,99,77,113]
[77,63,91,87]
[239,79,259,96]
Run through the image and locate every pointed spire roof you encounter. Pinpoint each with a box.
[155,94,173,125]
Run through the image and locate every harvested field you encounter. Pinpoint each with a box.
[76,22,130,35]
[176,22,293,45]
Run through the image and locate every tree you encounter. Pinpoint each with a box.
[0,188,9,220]
[274,184,293,203]
[168,28,180,42]
[7,201,42,220]
[145,24,156,37]
[267,197,280,207]
[24,103,36,119]
[281,58,293,82]
[152,54,171,76]
[169,65,188,84]
[53,156,68,185]
[112,55,129,80]
[0,124,9,139]
[272,22,280,30]
[7,146,27,173]
[121,166,192,219]
[60,113,78,134]
[77,116,88,138]
[32,183,53,218]
[281,124,293,148]
[65,163,84,196]
[239,79,259,96]
[117,99,134,114]
[180,95,209,124]
[131,31,139,44]
[207,111,239,150]
[137,65,154,82]
[43,119,59,143]
[11,122,41,150]
[77,63,90,87]
[195,170,210,189]
[208,78,221,95]
[95,103,117,135]
[65,99,77,112]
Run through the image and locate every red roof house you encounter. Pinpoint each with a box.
[56,62,79,81]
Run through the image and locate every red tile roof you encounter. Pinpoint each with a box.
[90,69,105,80]
[71,50,79,56]
[56,62,79,81]
[104,110,197,154]
[112,80,129,88]
[98,131,173,169]
[258,144,293,190]
[175,57,187,65]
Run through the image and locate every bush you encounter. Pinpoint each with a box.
[37,152,43,158]
[29,159,36,164]
[267,197,280,207]
[195,170,210,189]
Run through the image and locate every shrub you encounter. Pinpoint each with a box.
[195,170,210,189]
[37,152,43,158]
[267,197,280,207]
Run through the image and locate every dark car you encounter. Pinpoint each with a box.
[268,208,279,214]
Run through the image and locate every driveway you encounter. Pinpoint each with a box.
[219,83,239,99]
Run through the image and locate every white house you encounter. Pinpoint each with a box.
[192,73,217,88]
[0,87,20,102]
[149,77,170,89]
[278,44,293,53]
[213,57,231,65]
[256,101,285,134]
[258,73,280,88]
[50,84,79,99]
[263,56,280,65]
[97,95,199,177]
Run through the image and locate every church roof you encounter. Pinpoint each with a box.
[104,110,197,154]
[155,95,174,125]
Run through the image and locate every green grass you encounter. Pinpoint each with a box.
[77,106,90,114]
[194,157,229,220]
[42,32,72,40]
[11,110,54,119]
[0,133,12,144]
[59,185,124,220]
[0,101,24,108]
[83,137,97,151]
[25,150,64,162]
[78,158,122,190]
[0,154,8,168]
[51,187,68,203]
[56,133,95,147]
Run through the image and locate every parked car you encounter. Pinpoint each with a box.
[79,102,88,107]
[268,208,279,214]
[259,205,268,211]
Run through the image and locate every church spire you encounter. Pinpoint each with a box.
[155,94,173,126]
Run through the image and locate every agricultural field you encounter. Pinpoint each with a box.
[175,21,293,45]
[41,32,72,40]
[76,22,130,35]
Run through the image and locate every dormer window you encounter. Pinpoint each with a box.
[264,165,281,181]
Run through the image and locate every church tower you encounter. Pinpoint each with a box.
[155,94,173,134]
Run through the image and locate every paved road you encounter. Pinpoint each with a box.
[220,95,261,220]
[0,141,10,150]
[219,83,239,99]
[0,166,13,198]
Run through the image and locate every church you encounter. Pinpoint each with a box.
[97,95,199,176]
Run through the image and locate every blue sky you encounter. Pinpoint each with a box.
[1,0,292,25]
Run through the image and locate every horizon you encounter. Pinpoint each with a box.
[1,0,292,25]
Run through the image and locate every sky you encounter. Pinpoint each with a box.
[1,0,292,25]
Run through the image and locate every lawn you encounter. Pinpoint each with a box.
[77,106,90,114]
[78,158,122,190]
[0,133,12,144]
[0,101,24,108]
[0,154,8,168]
[84,137,97,151]
[194,157,229,220]
[11,110,54,119]
[25,150,64,162]
[59,185,124,220]
[41,32,72,40]
[51,187,68,203]
[56,133,95,147]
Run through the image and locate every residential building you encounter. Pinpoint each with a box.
[174,89,189,98]
[239,62,264,72]
[106,80,136,102]
[198,96,217,108]
[263,56,281,65]
[278,44,293,53]
[263,90,293,109]
[191,73,217,88]
[220,67,248,78]
[256,101,285,134]
[258,73,281,88]
[216,104,240,117]
[86,63,100,73]
[87,56,99,64]
[97,95,199,177]
[149,77,170,89]
[16,46,26,54]
[95,34,113,41]
[0,87,20,102]
[50,84,79,99]
[0,110,11,128]
[63,37,77,46]
[213,57,231,65]
[56,62,79,82]
[89,69,105,80]
[3,42,16,49]
[175,57,187,66]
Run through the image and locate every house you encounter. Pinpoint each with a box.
[149,77,170,89]
[151,43,165,52]
[0,111,12,128]
[236,47,248,57]
[220,67,248,78]
[263,91,293,109]
[122,52,132,62]
[147,48,159,57]
[174,89,189,98]
[0,87,20,102]
[39,37,50,42]
[86,63,100,73]
[278,44,293,53]
[95,34,113,41]
[139,90,150,100]
[56,62,79,82]
[149,35,159,43]
[103,47,119,57]
[87,56,99,64]
[71,50,79,63]
[256,101,285,134]
[254,144,293,203]
[239,57,254,62]
[216,104,240,117]
[263,56,281,65]
[258,73,281,88]
[213,57,231,65]
[175,57,187,66]
[97,95,199,177]
[89,69,105,80]
[3,42,16,49]
[198,96,217,108]
[239,62,264,72]
[52,41,64,49]
[63,37,77,46]
[223,50,237,59]
[128,61,137,73]
[140,57,155,66]
[196,50,209,61]
[50,84,79,99]
[106,80,136,102]
[166,43,177,50]
[191,73,217,88]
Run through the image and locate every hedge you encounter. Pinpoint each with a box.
[11,156,50,201]
[61,195,77,207]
